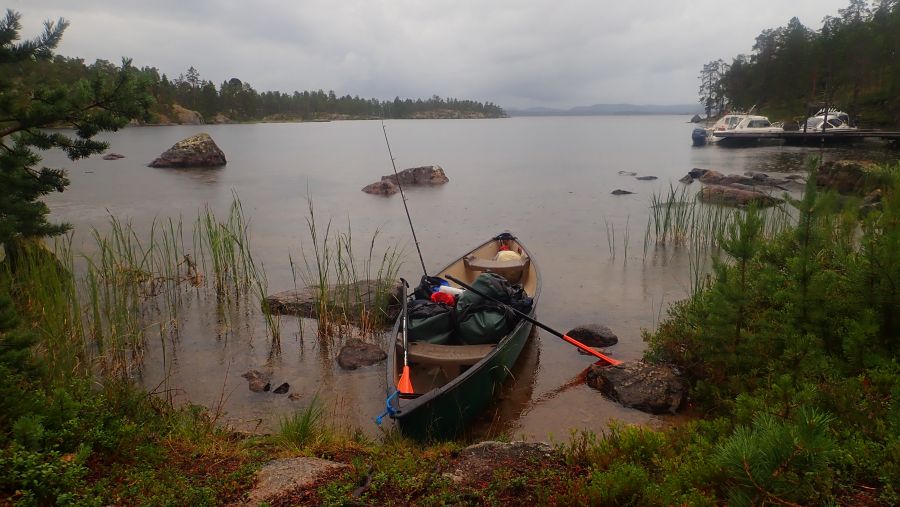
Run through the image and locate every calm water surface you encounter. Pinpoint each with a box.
[42,116,897,440]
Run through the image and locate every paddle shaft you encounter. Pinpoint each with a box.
[445,275,622,366]
[401,278,409,366]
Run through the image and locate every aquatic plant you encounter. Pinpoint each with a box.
[299,197,402,343]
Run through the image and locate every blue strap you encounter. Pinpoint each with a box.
[375,390,399,425]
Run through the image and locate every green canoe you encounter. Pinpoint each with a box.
[384,232,541,440]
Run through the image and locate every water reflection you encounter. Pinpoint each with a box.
[150,165,225,185]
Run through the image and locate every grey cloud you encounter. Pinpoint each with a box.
[11,0,850,108]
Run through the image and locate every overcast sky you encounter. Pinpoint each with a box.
[10,0,851,109]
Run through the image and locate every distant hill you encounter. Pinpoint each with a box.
[507,103,703,116]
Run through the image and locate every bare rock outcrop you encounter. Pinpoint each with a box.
[149,133,226,168]
[239,457,349,506]
[586,361,685,414]
[171,104,203,125]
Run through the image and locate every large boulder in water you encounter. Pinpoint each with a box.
[382,165,449,186]
[362,165,448,195]
[149,133,226,168]
[565,323,619,347]
[586,361,685,414]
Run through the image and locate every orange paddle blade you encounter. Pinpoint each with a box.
[397,365,414,394]
[562,334,622,365]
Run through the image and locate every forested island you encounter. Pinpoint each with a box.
[22,58,505,124]
[698,0,900,126]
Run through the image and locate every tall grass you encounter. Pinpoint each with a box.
[4,195,281,384]
[645,185,796,297]
[299,198,402,342]
[646,185,795,254]
[277,393,328,449]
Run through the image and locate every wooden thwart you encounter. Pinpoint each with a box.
[407,342,495,367]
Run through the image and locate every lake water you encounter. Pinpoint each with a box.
[41,116,897,440]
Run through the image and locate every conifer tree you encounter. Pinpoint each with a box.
[0,9,153,247]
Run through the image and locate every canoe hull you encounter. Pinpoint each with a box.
[385,233,540,440]
[389,314,534,440]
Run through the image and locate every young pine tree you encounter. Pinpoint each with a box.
[0,9,153,247]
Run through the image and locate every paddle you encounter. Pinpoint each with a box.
[445,275,622,366]
[396,278,414,394]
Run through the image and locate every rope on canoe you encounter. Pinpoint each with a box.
[375,390,399,425]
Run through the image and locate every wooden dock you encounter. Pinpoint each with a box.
[713,129,900,145]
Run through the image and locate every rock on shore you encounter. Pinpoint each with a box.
[586,360,686,414]
[149,133,226,168]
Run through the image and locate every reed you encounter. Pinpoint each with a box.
[298,198,402,342]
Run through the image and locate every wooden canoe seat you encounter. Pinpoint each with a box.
[463,255,530,283]
[407,342,495,379]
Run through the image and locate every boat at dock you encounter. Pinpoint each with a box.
[384,232,540,440]
[692,113,781,146]
[802,108,856,132]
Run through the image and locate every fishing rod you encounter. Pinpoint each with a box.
[382,120,428,276]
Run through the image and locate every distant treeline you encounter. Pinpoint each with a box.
[18,57,505,122]
[699,0,900,126]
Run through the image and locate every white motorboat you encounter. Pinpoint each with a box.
[803,108,855,132]
[692,113,782,145]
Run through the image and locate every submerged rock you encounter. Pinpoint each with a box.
[617,170,637,176]
[586,360,685,414]
[103,153,125,160]
[337,340,387,370]
[699,185,782,207]
[273,382,290,394]
[242,457,350,505]
[635,175,658,181]
[242,370,272,392]
[566,324,619,347]
[149,133,226,168]
[265,279,403,324]
[611,189,634,195]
